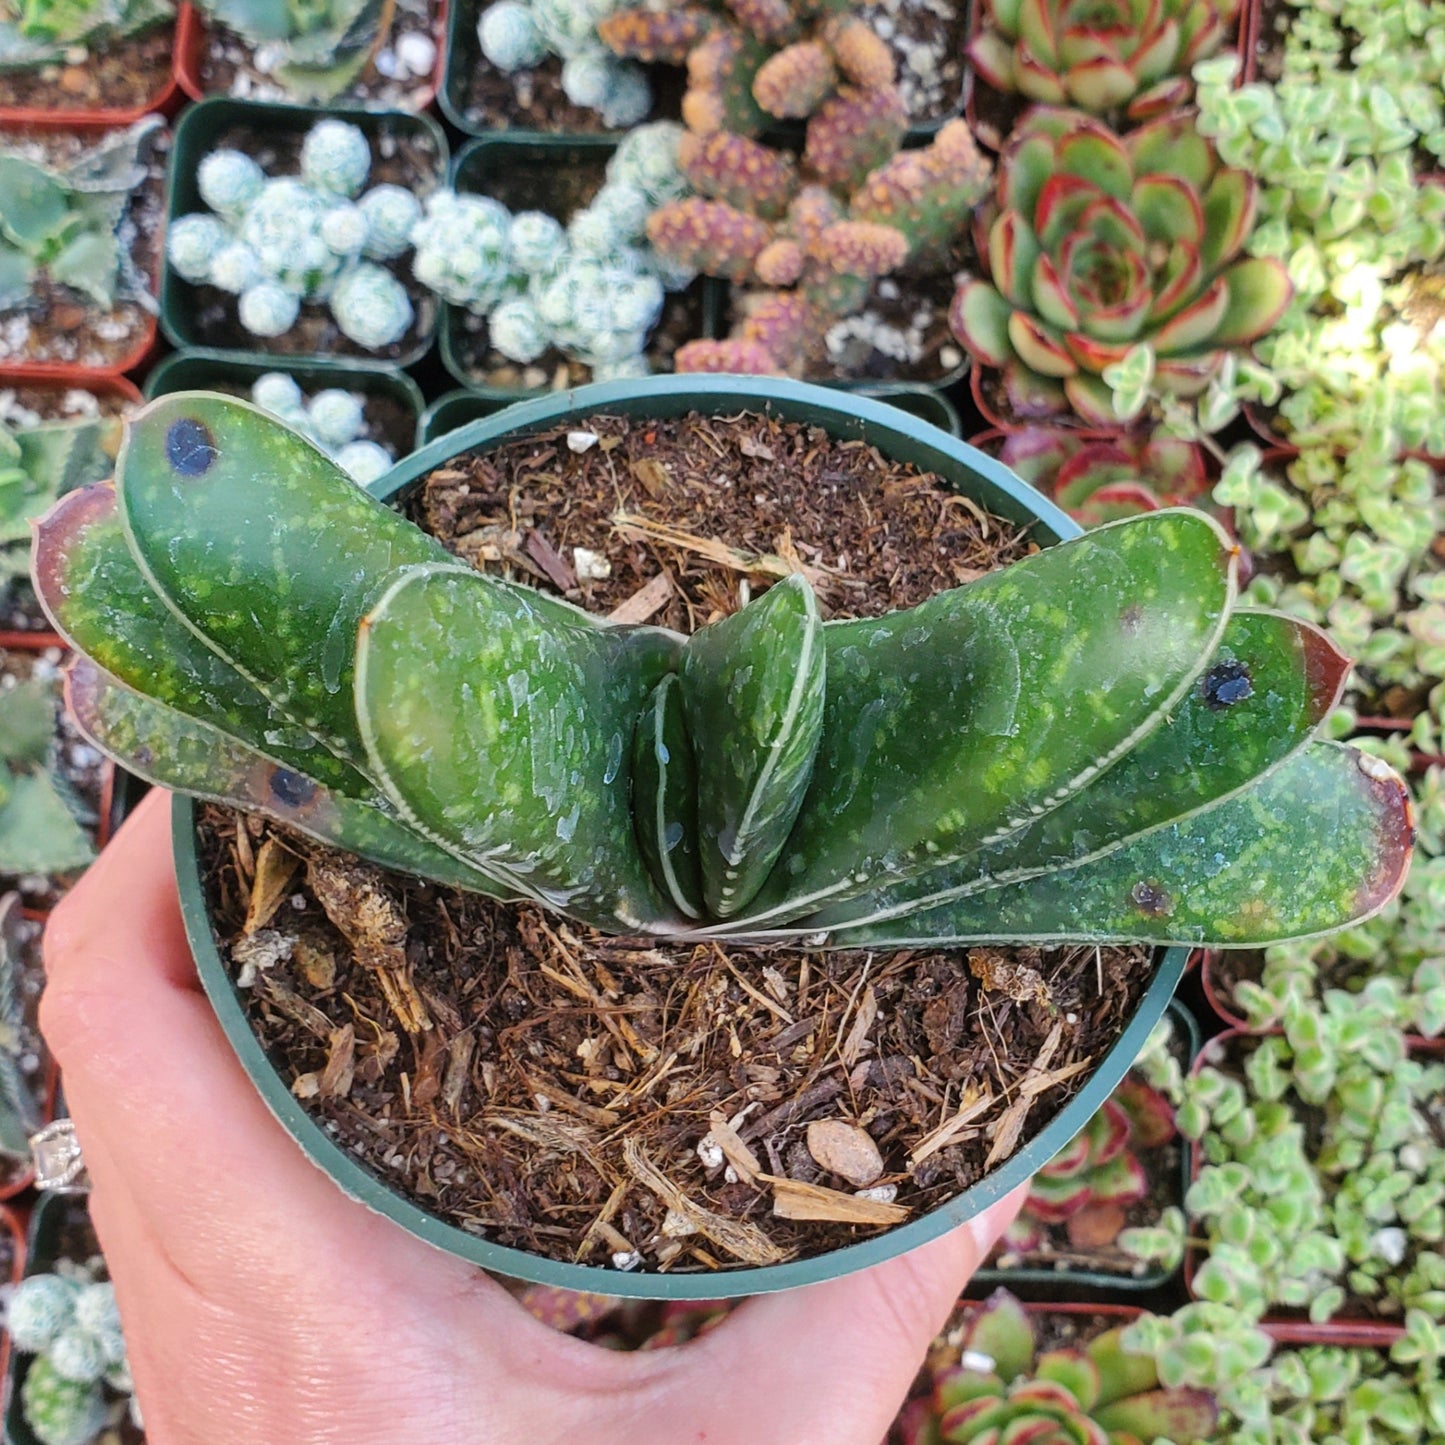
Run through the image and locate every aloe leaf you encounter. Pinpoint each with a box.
[833,743,1413,948]
[32,483,370,797]
[356,562,682,932]
[680,573,825,917]
[64,659,516,898]
[733,510,1236,929]
[806,610,1347,929]
[632,673,703,919]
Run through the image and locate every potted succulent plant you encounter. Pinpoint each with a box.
[29,375,1411,1297]
[2,1192,139,1445]
[0,117,167,377]
[0,0,179,123]
[162,101,446,363]
[0,890,54,1199]
[178,0,442,109]
[145,349,423,482]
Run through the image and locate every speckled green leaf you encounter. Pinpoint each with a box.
[64,659,515,897]
[806,610,1347,929]
[680,574,825,918]
[632,673,702,919]
[356,562,682,932]
[0,892,38,1159]
[834,744,1413,948]
[732,510,1236,929]
[32,483,369,796]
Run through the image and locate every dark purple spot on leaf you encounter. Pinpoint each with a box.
[269,768,316,807]
[166,418,217,477]
[135,745,153,767]
[1130,879,1172,917]
[1119,603,1144,634]
[1201,660,1253,710]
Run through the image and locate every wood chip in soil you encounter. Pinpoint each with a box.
[202,409,1156,1275]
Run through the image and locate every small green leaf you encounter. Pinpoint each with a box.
[0,772,95,874]
[733,510,1236,929]
[0,678,55,767]
[48,229,119,309]
[631,673,702,919]
[356,562,681,932]
[0,155,68,249]
[680,573,825,917]
[65,659,514,897]
[834,743,1412,948]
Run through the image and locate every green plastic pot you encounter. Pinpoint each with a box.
[145,349,427,454]
[161,98,448,366]
[419,380,962,445]
[3,1193,110,1445]
[971,999,1200,1297]
[174,374,1189,1299]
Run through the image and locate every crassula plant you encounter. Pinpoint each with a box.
[166,119,421,351]
[6,1263,137,1445]
[967,0,1242,121]
[951,107,1293,426]
[895,1289,1217,1445]
[0,0,172,70]
[660,119,992,374]
[993,428,1213,527]
[477,0,652,127]
[27,393,1414,955]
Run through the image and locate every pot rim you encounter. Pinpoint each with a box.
[173,373,1189,1298]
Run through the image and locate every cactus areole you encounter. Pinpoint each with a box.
[31,376,1412,1295]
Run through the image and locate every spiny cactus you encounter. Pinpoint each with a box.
[968,0,1243,120]
[194,0,393,100]
[167,121,419,351]
[8,1263,137,1445]
[664,119,992,374]
[477,0,652,127]
[897,1290,1216,1445]
[0,412,120,606]
[0,119,162,314]
[0,0,172,70]
[29,392,1414,950]
[0,672,97,879]
[950,107,1293,425]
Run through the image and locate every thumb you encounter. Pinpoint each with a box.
[625,1187,1028,1445]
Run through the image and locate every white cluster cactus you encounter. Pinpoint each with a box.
[6,1267,137,1445]
[409,123,693,374]
[476,0,650,127]
[167,120,420,352]
[249,373,395,486]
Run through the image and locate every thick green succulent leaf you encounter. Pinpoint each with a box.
[0,772,95,874]
[962,1290,1036,1382]
[731,510,1235,929]
[834,743,1413,948]
[356,562,681,932]
[114,393,461,763]
[1034,1348,1101,1411]
[1093,1387,1219,1442]
[0,678,54,767]
[1086,1326,1161,1406]
[680,573,825,918]
[0,155,68,249]
[32,483,370,797]
[1213,256,1293,346]
[65,659,514,897]
[632,673,703,919]
[0,243,35,309]
[811,611,1350,930]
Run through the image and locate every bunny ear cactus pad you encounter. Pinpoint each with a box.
[30,391,1414,952]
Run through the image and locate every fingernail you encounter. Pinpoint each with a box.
[967,1187,1027,1256]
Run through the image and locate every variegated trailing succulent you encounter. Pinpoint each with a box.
[29,393,1414,951]
[896,1289,1216,1445]
[951,107,1293,426]
[0,0,172,70]
[967,0,1242,121]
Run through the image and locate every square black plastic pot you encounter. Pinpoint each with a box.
[161,97,447,366]
[145,349,427,455]
[172,373,1189,1301]
[440,134,716,399]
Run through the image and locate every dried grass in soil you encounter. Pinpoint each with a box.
[205,410,1154,1274]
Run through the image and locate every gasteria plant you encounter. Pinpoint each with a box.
[659,119,992,374]
[951,107,1292,425]
[967,0,1241,121]
[895,1289,1217,1445]
[27,391,1414,954]
[993,428,1213,527]
[0,0,172,70]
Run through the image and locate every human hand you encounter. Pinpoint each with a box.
[42,790,1026,1445]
